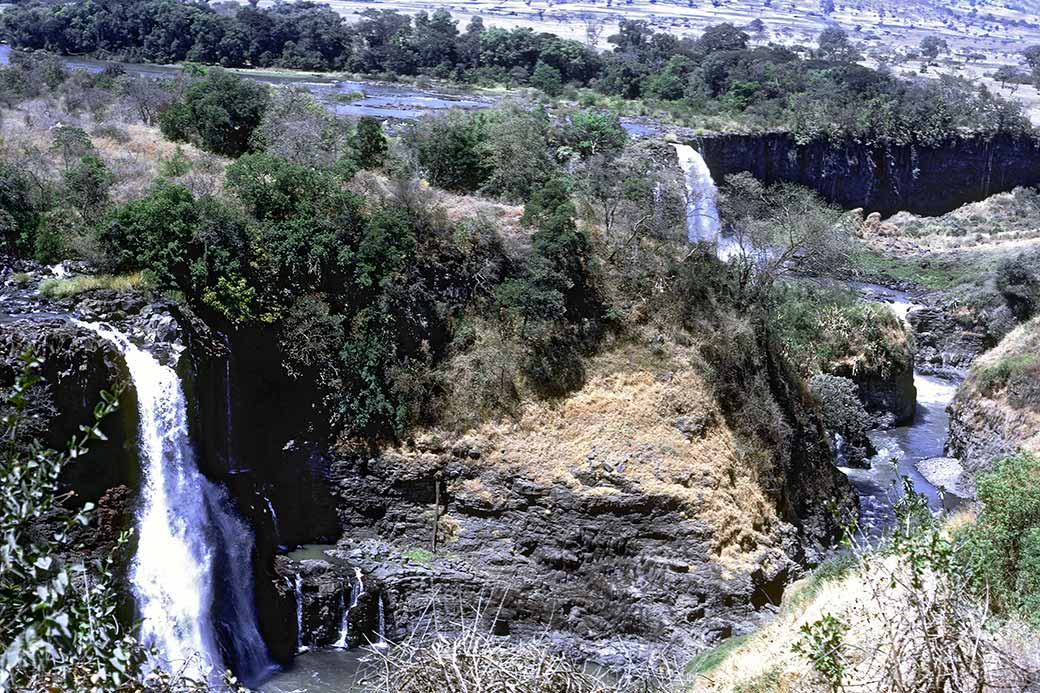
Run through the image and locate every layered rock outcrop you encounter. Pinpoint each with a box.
[947,317,1040,492]
[697,133,1040,217]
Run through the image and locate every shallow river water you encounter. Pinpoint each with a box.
[839,283,964,534]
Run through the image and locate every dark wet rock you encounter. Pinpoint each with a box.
[831,358,916,427]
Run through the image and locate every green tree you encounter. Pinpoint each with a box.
[559,109,628,159]
[530,61,563,96]
[0,163,40,255]
[64,154,113,220]
[160,68,270,157]
[1023,45,1040,84]
[920,36,948,63]
[481,105,557,201]
[697,23,750,53]
[351,116,388,169]
[408,111,489,193]
[817,27,860,63]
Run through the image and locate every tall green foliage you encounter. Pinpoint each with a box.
[160,69,270,157]
[0,354,137,690]
[959,452,1040,622]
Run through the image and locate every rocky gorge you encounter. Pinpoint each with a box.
[1,251,862,683]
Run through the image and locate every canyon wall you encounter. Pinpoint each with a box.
[696,132,1040,216]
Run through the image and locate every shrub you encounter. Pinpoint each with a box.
[407,111,489,193]
[774,284,908,379]
[0,163,40,255]
[159,146,193,177]
[64,154,113,219]
[523,335,586,396]
[558,109,628,159]
[959,451,1040,621]
[352,116,388,169]
[159,68,270,157]
[996,251,1040,321]
[809,374,873,465]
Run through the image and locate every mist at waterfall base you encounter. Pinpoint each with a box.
[672,143,741,259]
[76,321,274,686]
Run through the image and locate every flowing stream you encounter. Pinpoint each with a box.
[835,285,963,533]
[75,321,273,685]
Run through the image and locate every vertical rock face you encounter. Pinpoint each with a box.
[697,133,1040,217]
[0,317,137,504]
[909,306,996,376]
[307,336,855,664]
[946,318,1040,492]
[831,358,917,427]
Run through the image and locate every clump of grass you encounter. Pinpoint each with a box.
[972,353,1039,396]
[849,248,976,290]
[331,91,365,102]
[402,548,434,565]
[733,666,782,693]
[685,634,752,676]
[11,272,33,287]
[158,146,192,178]
[39,272,147,299]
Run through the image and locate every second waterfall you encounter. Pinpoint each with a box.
[77,321,273,685]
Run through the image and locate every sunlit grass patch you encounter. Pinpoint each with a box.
[39,272,148,299]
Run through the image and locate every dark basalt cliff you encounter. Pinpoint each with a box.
[697,132,1040,217]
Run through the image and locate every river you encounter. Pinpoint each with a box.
[0,44,660,135]
[839,283,965,534]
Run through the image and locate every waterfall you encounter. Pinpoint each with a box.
[374,594,388,649]
[333,567,365,648]
[293,574,306,653]
[76,321,272,685]
[264,493,280,544]
[672,143,740,259]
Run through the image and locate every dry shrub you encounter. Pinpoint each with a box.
[842,543,1036,691]
[358,601,686,693]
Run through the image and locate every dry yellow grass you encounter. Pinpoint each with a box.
[405,338,783,571]
[0,101,226,204]
[695,539,1040,692]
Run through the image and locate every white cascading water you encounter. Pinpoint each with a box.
[374,594,388,649]
[333,568,365,648]
[293,574,306,653]
[76,321,271,684]
[671,143,740,259]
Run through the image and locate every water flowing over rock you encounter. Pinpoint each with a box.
[672,143,739,259]
[74,321,273,685]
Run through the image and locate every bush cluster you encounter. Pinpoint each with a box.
[959,451,1040,624]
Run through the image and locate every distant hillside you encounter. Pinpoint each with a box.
[233,0,1040,123]
[236,0,1040,52]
